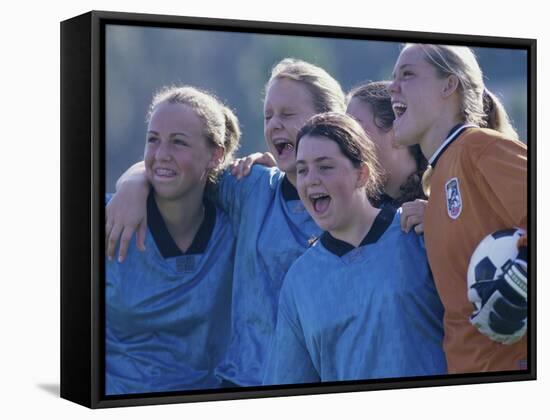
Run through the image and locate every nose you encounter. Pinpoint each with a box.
[303,168,320,187]
[265,114,283,134]
[388,78,399,96]
[155,140,172,161]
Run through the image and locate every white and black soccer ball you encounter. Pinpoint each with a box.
[467,228,525,309]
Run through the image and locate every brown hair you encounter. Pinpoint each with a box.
[147,85,241,184]
[347,81,428,205]
[296,112,382,199]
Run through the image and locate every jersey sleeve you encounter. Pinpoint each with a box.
[474,137,527,229]
[212,166,271,229]
[262,275,320,385]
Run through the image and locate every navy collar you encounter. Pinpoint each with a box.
[429,124,477,168]
[281,175,300,201]
[320,206,396,257]
[375,193,399,210]
[147,192,216,258]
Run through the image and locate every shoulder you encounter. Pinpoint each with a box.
[283,241,328,287]
[388,209,426,251]
[459,128,527,157]
[219,165,284,192]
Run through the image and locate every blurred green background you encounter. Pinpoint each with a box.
[105,24,528,192]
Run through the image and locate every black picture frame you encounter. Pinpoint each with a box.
[60,10,536,409]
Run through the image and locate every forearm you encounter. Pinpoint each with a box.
[115,161,148,192]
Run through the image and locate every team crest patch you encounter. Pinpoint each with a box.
[445,177,462,219]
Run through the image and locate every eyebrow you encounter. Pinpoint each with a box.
[147,130,190,138]
[296,156,333,165]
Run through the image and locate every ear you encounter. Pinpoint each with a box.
[207,146,225,169]
[356,163,370,189]
[442,74,459,98]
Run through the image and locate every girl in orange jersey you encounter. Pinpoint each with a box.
[388,44,528,373]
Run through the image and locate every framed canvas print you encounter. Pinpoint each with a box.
[60,10,536,409]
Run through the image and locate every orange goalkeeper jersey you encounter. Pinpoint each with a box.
[424,127,527,374]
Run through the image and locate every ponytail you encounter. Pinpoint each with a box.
[482,89,519,140]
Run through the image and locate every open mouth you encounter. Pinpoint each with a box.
[154,168,177,178]
[273,139,295,156]
[309,192,331,215]
[392,101,407,119]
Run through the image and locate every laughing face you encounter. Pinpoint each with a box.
[263,78,318,175]
[296,134,365,236]
[144,101,219,201]
[388,45,449,147]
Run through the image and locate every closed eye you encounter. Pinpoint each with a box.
[173,138,189,146]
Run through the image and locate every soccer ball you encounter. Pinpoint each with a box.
[467,228,525,309]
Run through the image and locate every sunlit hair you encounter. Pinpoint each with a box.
[296,112,383,199]
[347,81,428,205]
[147,85,241,183]
[266,58,346,113]
[405,43,518,140]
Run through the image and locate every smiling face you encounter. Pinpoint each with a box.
[263,78,318,175]
[388,45,450,147]
[296,134,365,235]
[144,101,219,201]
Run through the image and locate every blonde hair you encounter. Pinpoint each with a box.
[406,44,518,140]
[266,58,346,113]
[147,85,241,183]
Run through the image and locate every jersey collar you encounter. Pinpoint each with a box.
[429,123,478,168]
[147,192,217,258]
[281,175,300,201]
[320,206,396,257]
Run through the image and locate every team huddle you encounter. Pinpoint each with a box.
[104,44,528,395]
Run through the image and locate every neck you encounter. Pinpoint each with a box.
[154,188,205,243]
[385,151,417,199]
[330,195,380,247]
[419,107,463,160]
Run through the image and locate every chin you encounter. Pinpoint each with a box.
[312,215,334,232]
[393,129,414,147]
[276,158,296,175]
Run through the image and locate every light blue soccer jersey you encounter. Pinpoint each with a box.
[213,166,321,386]
[105,194,235,395]
[263,207,447,385]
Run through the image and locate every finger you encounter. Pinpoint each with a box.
[236,159,243,179]
[405,214,423,232]
[243,157,254,176]
[265,152,276,166]
[414,223,424,235]
[136,218,147,252]
[105,220,114,242]
[107,223,123,261]
[118,226,135,263]
[230,159,242,176]
[400,210,410,232]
